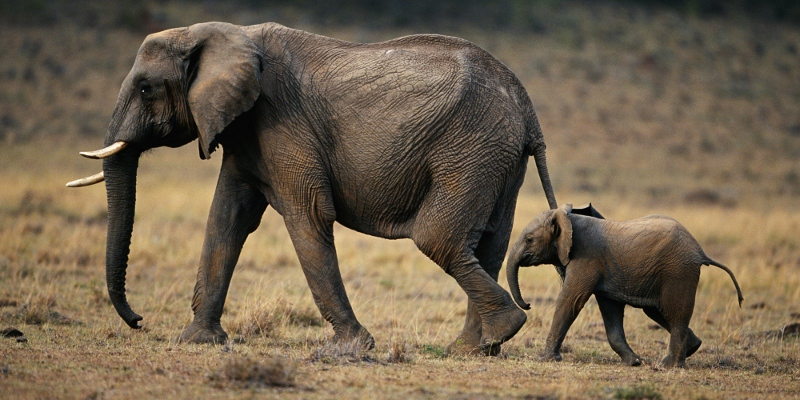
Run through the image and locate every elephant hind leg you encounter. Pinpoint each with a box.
[420,247,525,352]
[661,325,690,368]
[412,194,525,352]
[446,300,485,356]
[447,223,516,356]
[428,160,528,356]
[649,296,694,368]
[596,296,641,366]
[686,332,702,357]
[643,307,702,358]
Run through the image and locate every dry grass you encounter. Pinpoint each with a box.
[1,137,798,400]
[2,1,800,399]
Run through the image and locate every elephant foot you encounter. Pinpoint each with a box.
[687,335,702,358]
[446,300,500,356]
[658,354,686,369]
[446,336,501,356]
[178,322,228,344]
[538,351,562,362]
[478,302,527,351]
[621,353,643,367]
[332,325,374,351]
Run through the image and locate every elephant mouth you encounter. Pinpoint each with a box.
[518,256,544,268]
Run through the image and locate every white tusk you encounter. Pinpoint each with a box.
[79,141,128,159]
[66,171,105,187]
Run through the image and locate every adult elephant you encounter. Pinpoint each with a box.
[68,22,558,355]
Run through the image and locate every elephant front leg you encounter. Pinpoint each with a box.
[541,270,597,361]
[179,172,267,344]
[285,215,373,349]
[596,295,641,366]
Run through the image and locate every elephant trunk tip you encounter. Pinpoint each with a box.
[126,314,144,329]
[112,299,143,329]
[511,283,531,310]
[108,281,144,329]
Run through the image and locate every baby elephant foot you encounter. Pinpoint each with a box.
[621,354,643,366]
[538,351,562,362]
[686,335,703,358]
[178,322,228,344]
[332,325,375,350]
[658,354,686,369]
[479,305,527,351]
[483,342,502,356]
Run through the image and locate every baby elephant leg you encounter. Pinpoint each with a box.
[596,296,641,366]
[644,307,702,358]
[648,301,694,368]
[662,325,690,368]
[542,271,597,361]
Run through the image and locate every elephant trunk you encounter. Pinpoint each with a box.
[506,243,531,310]
[103,150,143,329]
[533,146,557,210]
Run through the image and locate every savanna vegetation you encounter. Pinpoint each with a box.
[1,1,799,398]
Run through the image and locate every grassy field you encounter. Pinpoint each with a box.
[2,1,800,398]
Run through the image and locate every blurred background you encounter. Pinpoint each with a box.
[1,0,799,207]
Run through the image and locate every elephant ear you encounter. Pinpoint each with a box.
[553,204,573,266]
[182,22,263,159]
[572,202,605,219]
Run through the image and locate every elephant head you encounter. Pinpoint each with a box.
[66,22,264,328]
[506,203,574,310]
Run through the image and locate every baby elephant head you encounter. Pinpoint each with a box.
[506,204,573,310]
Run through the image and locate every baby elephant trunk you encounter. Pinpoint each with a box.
[506,244,531,310]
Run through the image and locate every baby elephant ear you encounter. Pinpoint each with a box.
[182,22,263,159]
[554,204,573,266]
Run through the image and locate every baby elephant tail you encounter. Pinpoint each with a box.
[704,258,744,307]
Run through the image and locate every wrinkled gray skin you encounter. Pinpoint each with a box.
[91,22,558,354]
[506,204,743,368]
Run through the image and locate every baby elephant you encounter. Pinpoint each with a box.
[506,204,743,368]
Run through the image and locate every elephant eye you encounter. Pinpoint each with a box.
[525,236,533,244]
[139,81,153,98]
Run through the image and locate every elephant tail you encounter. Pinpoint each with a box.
[704,258,744,307]
[524,111,546,157]
[525,111,558,209]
